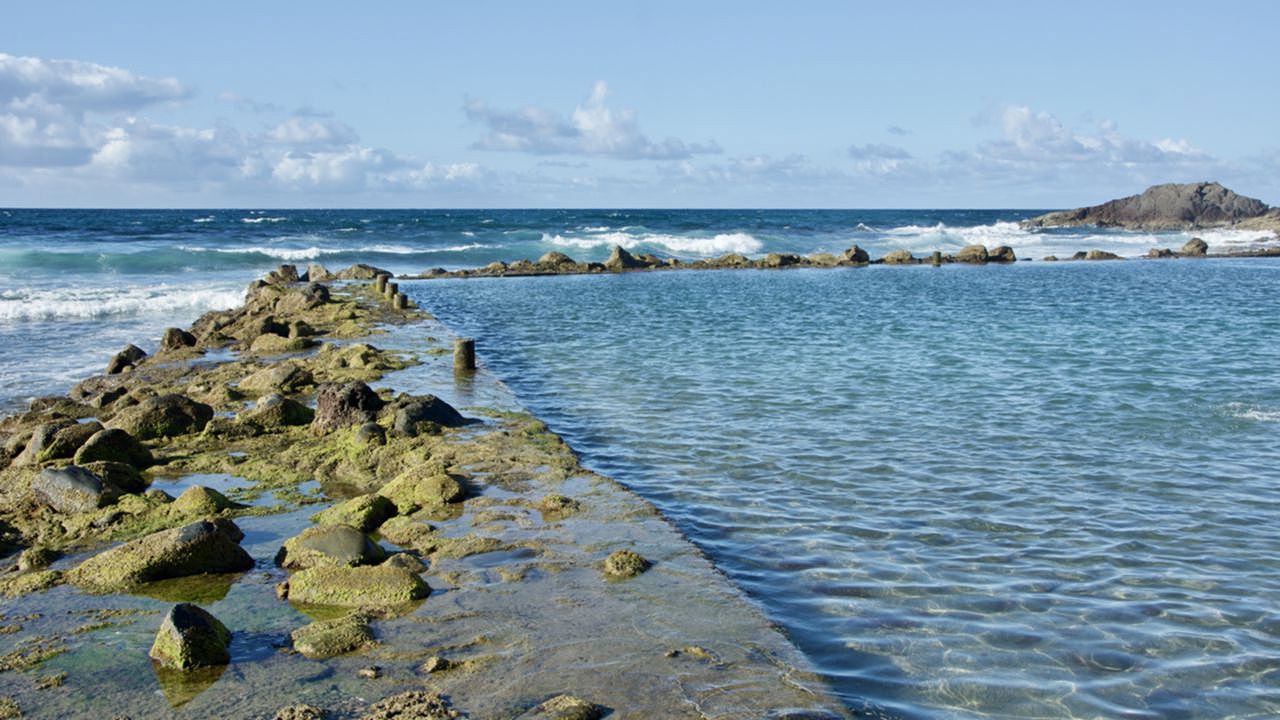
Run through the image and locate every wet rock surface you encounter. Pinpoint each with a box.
[32,465,116,513]
[69,518,254,593]
[276,524,388,569]
[148,603,232,669]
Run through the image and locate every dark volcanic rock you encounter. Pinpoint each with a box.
[107,344,147,374]
[1023,182,1271,230]
[33,465,117,513]
[312,381,384,434]
[149,603,232,669]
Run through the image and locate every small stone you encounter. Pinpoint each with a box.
[273,703,326,720]
[419,655,451,674]
[148,603,231,669]
[357,665,382,679]
[514,694,603,720]
[603,549,650,580]
[291,614,373,659]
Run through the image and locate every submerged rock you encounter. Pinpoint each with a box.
[291,614,373,659]
[73,427,153,468]
[149,603,231,669]
[287,564,430,607]
[603,549,650,580]
[275,524,387,570]
[312,381,384,434]
[69,518,254,593]
[33,465,117,513]
[107,344,147,374]
[109,394,214,440]
[515,694,604,720]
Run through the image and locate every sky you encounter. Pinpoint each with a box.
[2,1,1278,208]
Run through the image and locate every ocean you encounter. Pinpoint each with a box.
[3,208,1279,718]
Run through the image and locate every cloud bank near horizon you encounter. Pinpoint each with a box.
[0,51,1272,207]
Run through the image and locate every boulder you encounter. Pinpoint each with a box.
[109,394,214,440]
[73,427,153,468]
[312,494,397,532]
[334,263,388,280]
[287,564,430,607]
[354,422,387,446]
[537,251,577,268]
[881,249,914,265]
[378,466,465,514]
[171,485,237,517]
[12,420,75,465]
[239,363,315,395]
[107,344,147,374]
[306,263,334,282]
[603,549,650,580]
[80,460,147,494]
[275,524,387,570]
[36,421,104,462]
[33,465,117,513]
[842,245,871,263]
[1085,249,1122,261]
[160,328,198,352]
[312,382,384,434]
[290,614,373,659]
[988,245,1017,263]
[267,264,301,284]
[514,695,604,720]
[287,320,315,338]
[763,253,801,268]
[392,396,469,436]
[241,394,314,429]
[955,244,989,263]
[1181,237,1209,256]
[603,245,644,271]
[149,603,232,669]
[69,518,254,593]
[1023,182,1271,230]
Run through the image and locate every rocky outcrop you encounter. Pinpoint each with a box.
[312,382,383,434]
[106,344,147,374]
[109,394,214,440]
[69,518,254,593]
[159,328,198,352]
[149,603,232,669]
[1023,182,1273,230]
[603,245,645,271]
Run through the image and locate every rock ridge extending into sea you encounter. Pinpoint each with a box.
[1021,181,1280,233]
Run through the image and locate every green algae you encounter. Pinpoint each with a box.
[287,564,430,608]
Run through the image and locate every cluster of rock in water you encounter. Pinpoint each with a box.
[0,263,629,719]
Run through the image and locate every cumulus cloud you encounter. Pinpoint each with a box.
[847,143,912,160]
[977,105,1209,166]
[0,52,189,167]
[466,81,720,160]
[266,114,360,149]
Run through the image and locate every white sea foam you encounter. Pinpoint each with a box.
[240,216,287,224]
[1224,403,1280,422]
[178,243,422,261]
[0,283,243,322]
[434,243,485,252]
[542,231,762,256]
[192,216,215,223]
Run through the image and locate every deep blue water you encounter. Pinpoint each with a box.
[2,209,1279,718]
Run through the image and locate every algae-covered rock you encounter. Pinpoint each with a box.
[360,691,459,720]
[149,603,231,669]
[109,394,214,440]
[275,524,387,570]
[354,422,386,446]
[239,363,315,395]
[0,569,64,598]
[249,334,316,355]
[287,564,429,607]
[603,549,650,580]
[160,327,198,352]
[312,493,396,532]
[12,420,74,466]
[241,393,314,429]
[107,344,147,374]
[79,460,146,494]
[290,614,373,659]
[69,518,254,593]
[538,494,581,519]
[312,381,384,434]
[36,421,104,462]
[382,552,426,573]
[881,249,914,264]
[274,704,326,720]
[171,485,237,517]
[16,546,57,572]
[955,244,990,263]
[515,694,604,720]
[32,465,117,513]
[378,466,465,514]
[375,516,438,552]
[1085,249,1122,261]
[73,427,153,468]
[392,396,470,436]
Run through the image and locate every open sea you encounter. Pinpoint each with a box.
[3,208,1280,718]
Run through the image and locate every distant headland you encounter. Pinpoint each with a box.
[1022,181,1280,233]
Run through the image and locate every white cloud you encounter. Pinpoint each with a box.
[466,81,720,160]
[848,143,912,160]
[979,104,1209,166]
[266,115,359,149]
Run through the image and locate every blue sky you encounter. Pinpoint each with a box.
[2,1,1277,207]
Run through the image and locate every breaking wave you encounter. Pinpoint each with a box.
[541,231,763,256]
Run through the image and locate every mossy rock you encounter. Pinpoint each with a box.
[275,524,387,570]
[288,564,429,607]
[603,549,650,580]
[290,614,373,659]
[378,466,464,514]
[515,694,603,720]
[311,494,396,532]
[241,393,315,429]
[538,494,581,519]
[170,486,237,517]
[248,334,316,355]
[68,518,254,593]
[0,570,64,598]
[80,460,147,494]
[375,516,438,552]
[238,363,315,395]
[109,394,213,440]
[36,421,104,463]
[149,603,231,669]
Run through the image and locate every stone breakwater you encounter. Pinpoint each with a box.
[0,264,847,719]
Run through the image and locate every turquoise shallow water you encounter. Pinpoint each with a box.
[408,261,1280,719]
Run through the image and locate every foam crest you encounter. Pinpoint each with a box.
[1224,403,1280,423]
[240,216,287,224]
[0,283,242,322]
[543,231,763,256]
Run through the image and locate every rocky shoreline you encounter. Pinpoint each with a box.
[0,267,848,719]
